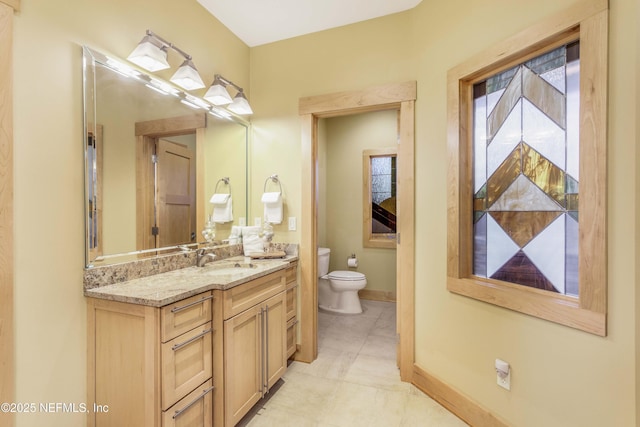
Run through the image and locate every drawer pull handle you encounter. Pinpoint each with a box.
[173,385,214,419]
[170,295,214,313]
[172,328,213,351]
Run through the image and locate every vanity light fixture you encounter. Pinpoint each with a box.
[204,75,233,105]
[171,59,205,91]
[227,90,254,115]
[128,30,205,91]
[127,33,170,72]
[204,74,253,115]
[127,31,253,115]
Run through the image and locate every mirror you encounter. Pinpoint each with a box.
[83,46,249,267]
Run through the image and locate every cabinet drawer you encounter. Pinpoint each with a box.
[162,379,213,427]
[161,292,213,343]
[161,322,213,411]
[285,262,297,284]
[223,270,286,320]
[286,317,297,359]
[285,285,297,321]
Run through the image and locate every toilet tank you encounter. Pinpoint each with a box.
[317,247,330,277]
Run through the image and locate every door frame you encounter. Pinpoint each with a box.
[135,113,206,251]
[0,2,19,423]
[297,81,416,381]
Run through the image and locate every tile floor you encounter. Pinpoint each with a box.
[238,300,467,427]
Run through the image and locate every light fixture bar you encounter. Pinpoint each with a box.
[215,74,243,93]
[145,30,192,62]
[130,30,205,91]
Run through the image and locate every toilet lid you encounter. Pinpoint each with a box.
[327,271,366,281]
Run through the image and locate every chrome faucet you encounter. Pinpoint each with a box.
[196,249,217,267]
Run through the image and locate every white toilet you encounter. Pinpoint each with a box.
[317,247,367,314]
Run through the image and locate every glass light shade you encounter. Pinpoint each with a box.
[170,59,205,91]
[203,81,233,105]
[127,36,170,72]
[227,91,253,115]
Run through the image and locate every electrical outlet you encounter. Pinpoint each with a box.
[288,217,297,231]
[239,217,246,227]
[495,359,511,391]
[254,217,262,227]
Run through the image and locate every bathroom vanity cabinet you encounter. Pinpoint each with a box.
[86,260,295,427]
[87,291,215,427]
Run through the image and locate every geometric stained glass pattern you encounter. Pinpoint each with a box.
[473,42,580,296]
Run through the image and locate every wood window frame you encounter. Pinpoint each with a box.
[446,0,608,336]
[363,147,398,249]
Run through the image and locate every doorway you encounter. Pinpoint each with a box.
[298,82,416,381]
[135,113,207,252]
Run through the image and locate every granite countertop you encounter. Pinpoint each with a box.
[84,255,298,307]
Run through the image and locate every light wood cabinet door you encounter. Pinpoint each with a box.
[223,290,287,426]
[223,305,263,427]
[264,292,287,390]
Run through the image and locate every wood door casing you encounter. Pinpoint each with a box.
[135,113,206,252]
[298,82,416,383]
[0,3,18,423]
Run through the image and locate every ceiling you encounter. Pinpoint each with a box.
[197,0,423,47]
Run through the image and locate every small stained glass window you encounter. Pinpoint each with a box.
[363,148,397,248]
[472,42,580,296]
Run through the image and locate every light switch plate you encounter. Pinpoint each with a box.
[239,217,246,227]
[288,217,297,231]
[254,217,262,227]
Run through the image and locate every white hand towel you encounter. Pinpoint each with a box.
[261,192,283,224]
[210,193,233,223]
[228,225,242,244]
[210,193,230,204]
[241,226,263,255]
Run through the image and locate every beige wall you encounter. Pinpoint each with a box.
[12,1,249,425]
[204,118,248,238]
[249,0,639,426]
[320,111,397,294]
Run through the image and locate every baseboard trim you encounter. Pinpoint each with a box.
[412,364,508,427]
[359,289,396,302]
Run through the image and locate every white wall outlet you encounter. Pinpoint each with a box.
[495,359,511,390]
[288,217,297,231]
[254,217,262,227]
[239,217,246,227]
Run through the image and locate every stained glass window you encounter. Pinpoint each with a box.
[472,42,580,296]
[370,155,396,234]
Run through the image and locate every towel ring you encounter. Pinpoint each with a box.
[263,174,282,193]
[214,177,232,194]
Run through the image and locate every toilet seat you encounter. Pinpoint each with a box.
[327,271,366,281]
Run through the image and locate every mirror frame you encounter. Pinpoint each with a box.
[82,45,250,267]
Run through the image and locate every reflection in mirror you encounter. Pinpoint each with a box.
[83,46,249,267]
[362,148,397,248]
